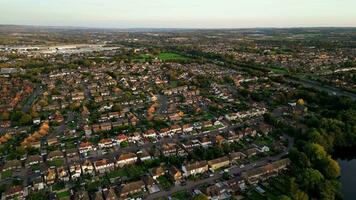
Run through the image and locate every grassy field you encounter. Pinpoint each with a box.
[269,66,288,74]
[171,191,192,200]
[157,175,173,190]
[133,54,152,62]
[158,52,188,61]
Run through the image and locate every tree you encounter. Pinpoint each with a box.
[318,180,339,200]
[289,148,311,168]
[278,195,292,200]
[320,157,340,179]
[304,143,327,163]
[27,191,50,200]
[0,111,9,120]
[300,168,324,192]
[19,113,32,125]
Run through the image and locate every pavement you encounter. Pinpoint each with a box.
[285,77,356,101]
[147,144,291,200]
[22,84,43,113]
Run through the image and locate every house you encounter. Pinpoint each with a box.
[225,176,246,192]
[181,139,201,152]
[92,124,101,133]
[100,122,112,131]
[161,143,178,157]
[229,152,246,162]
[226,131,240,143]
[57,166,70,181]
[137,150,152,161]
[25,155,42,167]
[33,118,41,125]
[199,136,212,148]
[81,160,94,175]
[29,175,45,191]
[108,112,120,119]
[94,159,115,174]
[170,124,182,134]
[120,180,146,198]
[161,143,187,157]
[168,166,182,183]
[244,147,260,158]
[208,156,230,171]
[94,191,104,200]
[3,186,24,200]
[70,163,82,179]
[240,127,257,137]
[204,184,223,199]
[66,148,79,163]
[143,175,160,194]
[128,132,142,143]
[202,120,213,128]
[74,191,90,200]
[84,125,92,136]
[104,187,119,200]
[158,128,170,137]
[242,158,290,184]
[258,123,272,135]
[182,161,209,177]
[98,138,114,149]
[149,166,166,180]
[47,150,64,161]
[79,141,94,154]
[47,137,59,146]
[115,134,128,144]
[182,124,194,133]
[143,129,156,138]
[215,135,226,144]
[116,152,137,167]
[45,168,56,185]
[2,159,22,171]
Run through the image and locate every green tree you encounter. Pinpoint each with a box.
[19,113,32,125]
[300,168,324,192]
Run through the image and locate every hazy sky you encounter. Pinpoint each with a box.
[1,0,356,28]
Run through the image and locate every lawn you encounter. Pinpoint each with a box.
[56,190,70,199]
[157,175,173,190]
[31,164,41,171]
[158,52,188,61]
[48,158,64,167]
[270,67,288,74]
[52,182,65,191]
[171,190,192,200]
[1,170,12,179]
[107,169,127,179]
[133,54,152,62]
[107,165,145,181]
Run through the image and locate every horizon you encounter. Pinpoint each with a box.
[1,23,356,31]
[1,0,356,28]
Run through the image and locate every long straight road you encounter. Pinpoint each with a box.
[286,78,356,101]
[147,151,289,200]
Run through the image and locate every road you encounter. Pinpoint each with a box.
[147,135,293,199]
[285,77,356,101]
[47,111,75,139]
[86,123,236,162]
[22,84,43,113]
[157,95,168,115]
[147,145,290,200]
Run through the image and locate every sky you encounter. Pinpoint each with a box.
[1,0,356,28]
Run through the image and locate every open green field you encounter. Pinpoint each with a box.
[133,54,152,62]
[269,66,288,74]
[158,52,188,61]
